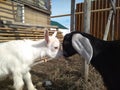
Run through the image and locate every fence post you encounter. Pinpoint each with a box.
[112,0,116,40]
[84,0,91,33]
[103,0,116,40]
[70,0,76,31]
[83,0,91,87]
[103,10,113,40]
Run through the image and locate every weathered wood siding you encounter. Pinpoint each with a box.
[0,0,17,22]
[24,6,50,25]
[0,0,50,25]
[75,0,120,40]
[0,27,63,42]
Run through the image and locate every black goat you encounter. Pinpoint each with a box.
[63,31,120,90]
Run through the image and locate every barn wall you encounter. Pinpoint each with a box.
[24,6,50,25]
[0,0,50,25]
[0,0,17,22]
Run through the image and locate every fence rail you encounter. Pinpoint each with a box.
[0,26,63,42]
[76,0,120,40]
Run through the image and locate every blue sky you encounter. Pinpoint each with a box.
[51,0,84,29]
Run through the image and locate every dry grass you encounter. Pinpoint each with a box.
[0,54,107,90]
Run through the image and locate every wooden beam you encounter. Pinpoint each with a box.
[0,6,14,12]
[112,0,116,40]
[12,1,16,21]
[0,27,63,43]
[0,15,14,20]
[0,9,14,15]
[51,14,71,18]
[70,0,76,31]
[110,0,116,14]
[103,0,116,40]
[0,0,17,6]
[84,0,91,33]
[6,22,58,29]
[51,7,120,18]
[83,0,91,85]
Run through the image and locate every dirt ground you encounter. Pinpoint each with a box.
[0,54,107,90]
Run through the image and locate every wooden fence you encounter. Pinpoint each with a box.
[75,0,120,40]
[0,24,63,42]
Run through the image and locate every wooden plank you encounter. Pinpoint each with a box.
[70,0,75,31]
[0,6,13,12]
[100,0,104,39]
[91,0,95,36]
[0,36,40,40]
[75,4,78,30]
[103,0,114,40]
[51,6,120,19]
[81,3,84,32]
[90,2,94,33]
[0,29,55,34]
[0,3,13,10]
[98,0,101,38]
[116,1,119,39]
[103,0,108,40]
[0,0,17,7]
[0,9,14,15]
[78,3,81,31]
[93,0,97,36]
[0,33,44,37]
[83,0,91,84]
[0,1,17,22]
[0,26,63,43]
[77,4,81,31]
[0,30,62,36]
[12,1,16,21]
[0,15,14,20]
[97,0,100,38]
[118,0,120,39]
[0,11,14,18]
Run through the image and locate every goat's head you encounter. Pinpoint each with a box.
[44,30,62,58]
[62,33,77,57]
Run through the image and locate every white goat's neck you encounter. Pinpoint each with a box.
[30,39,48,60]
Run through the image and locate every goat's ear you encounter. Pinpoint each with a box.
[52,31,57,37]
[44,30,49,43]
[72,34,93,64]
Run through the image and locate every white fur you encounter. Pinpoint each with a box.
[0,30,61,90]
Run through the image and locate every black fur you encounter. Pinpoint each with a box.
[63,31,120,90]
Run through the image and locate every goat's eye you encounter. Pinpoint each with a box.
[54,47,58,49]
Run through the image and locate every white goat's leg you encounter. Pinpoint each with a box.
[13,72,24,90]
[23,72,37,90]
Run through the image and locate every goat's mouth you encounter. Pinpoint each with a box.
[63,51,69,57]
[63,52,71,61]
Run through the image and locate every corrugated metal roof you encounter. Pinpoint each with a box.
[50,21,68,29]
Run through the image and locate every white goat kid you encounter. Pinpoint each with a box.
[0,30,61,90]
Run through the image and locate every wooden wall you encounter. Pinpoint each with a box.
[0,0,50,25]
[0,0,17,22]
[24,6,50,25]
[75,0,120,40]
